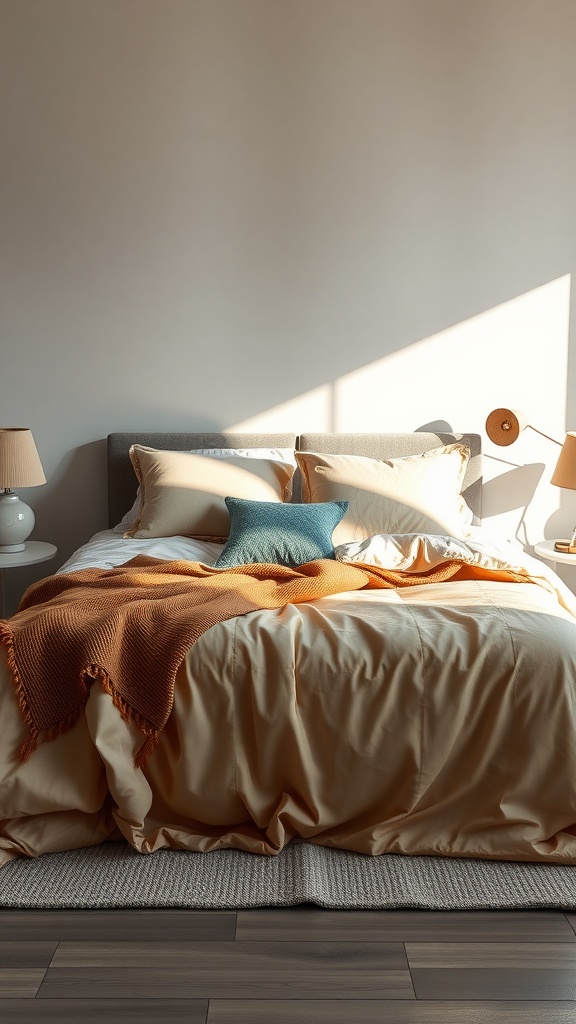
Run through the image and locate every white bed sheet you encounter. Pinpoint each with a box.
[57,530,225,574]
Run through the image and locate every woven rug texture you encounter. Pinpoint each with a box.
[1,842,576,909]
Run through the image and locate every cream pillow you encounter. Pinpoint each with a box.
[114,447,297,533]
[295,444,473,546]
[127,446,296,540]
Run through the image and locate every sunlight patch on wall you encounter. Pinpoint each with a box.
[229,276,572,545]
[334,274,572,545]
[228,383,335,433]
[333,276,570,440]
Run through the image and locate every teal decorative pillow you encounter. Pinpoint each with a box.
[215,497,349,568]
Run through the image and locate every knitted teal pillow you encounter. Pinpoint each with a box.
[215,497,349,568]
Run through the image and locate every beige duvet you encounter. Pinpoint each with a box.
[2,533,576,866]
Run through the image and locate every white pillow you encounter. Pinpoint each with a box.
[295,444,473,545]
[114,447,297,534]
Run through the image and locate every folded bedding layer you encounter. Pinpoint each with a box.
[1,530,576,866]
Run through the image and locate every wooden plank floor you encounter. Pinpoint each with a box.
[2,907,576,1022]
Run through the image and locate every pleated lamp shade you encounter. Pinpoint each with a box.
[550,432,576,490]
[0,428,46,489]
[0,429,46,552]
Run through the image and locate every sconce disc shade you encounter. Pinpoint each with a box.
[0,428,46,489]
[485,408,528,446]
[550,432,576,490]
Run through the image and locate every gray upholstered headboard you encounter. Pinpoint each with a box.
[106,430,482,529]
[106,432,298,529]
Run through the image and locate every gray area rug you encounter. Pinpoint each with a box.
[1,841,576,909]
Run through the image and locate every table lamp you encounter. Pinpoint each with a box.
[0,428,46,553]
[550,432,576,552]
[485,409,576,553]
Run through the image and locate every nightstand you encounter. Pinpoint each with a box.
[533,539,576,569]
[533,540,576,595]
[0,541,57,618]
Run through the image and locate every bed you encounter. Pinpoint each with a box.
[2,429,576,869]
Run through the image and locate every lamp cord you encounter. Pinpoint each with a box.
[528,425,562,445]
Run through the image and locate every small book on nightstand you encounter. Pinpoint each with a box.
[555,529,576,554]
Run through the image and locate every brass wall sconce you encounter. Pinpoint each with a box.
[485,408,576,553]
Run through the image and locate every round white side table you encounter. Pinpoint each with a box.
[533,539,576,568]
[0,541,57,618]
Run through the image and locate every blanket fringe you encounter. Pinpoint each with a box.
[134,732,160,769]
[17,706,84,762]
[18,728,40,763]
[0,622,52,762]
[0,626,157,769]
[93,666,159,770]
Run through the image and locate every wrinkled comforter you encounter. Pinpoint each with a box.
[2,530,576,866]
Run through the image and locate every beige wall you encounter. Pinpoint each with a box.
[1,0,576,609]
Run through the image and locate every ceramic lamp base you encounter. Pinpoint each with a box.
[0,492,35,552]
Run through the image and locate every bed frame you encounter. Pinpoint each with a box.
[106,431,482,529]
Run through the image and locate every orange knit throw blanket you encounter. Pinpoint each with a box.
[0,554,527,767]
